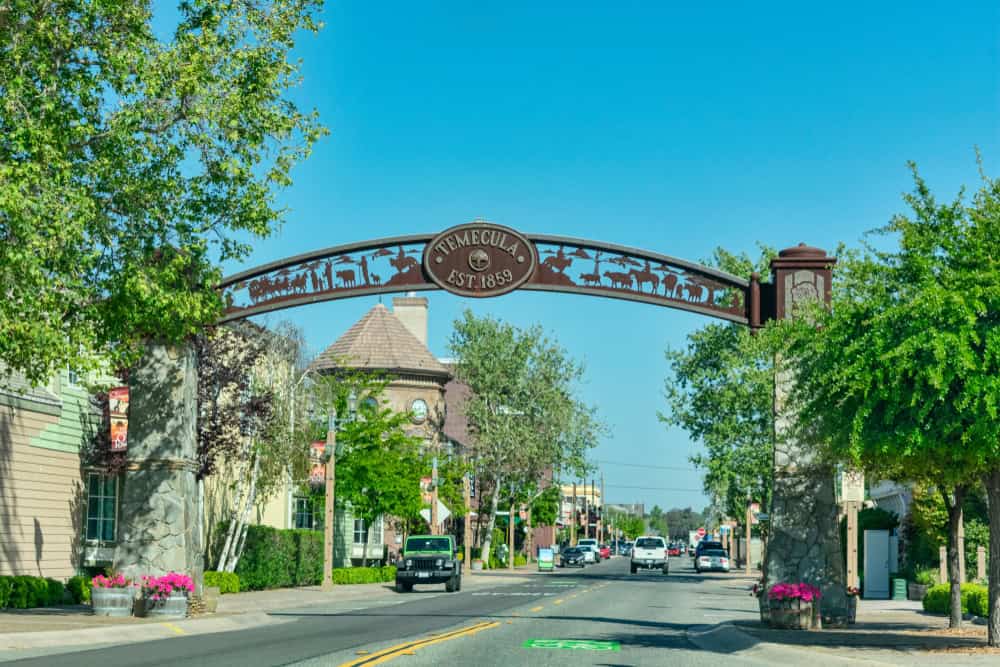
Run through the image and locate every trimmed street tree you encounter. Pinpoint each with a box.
[449,310,601,566]
[789,164,1000,640]
[0,1,326,387]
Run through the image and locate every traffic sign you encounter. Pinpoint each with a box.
[696,527,706,537]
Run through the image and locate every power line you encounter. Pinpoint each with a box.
[594,459,698,472]
[604,483,704,492]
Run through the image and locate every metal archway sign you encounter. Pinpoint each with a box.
[218,220,770,326]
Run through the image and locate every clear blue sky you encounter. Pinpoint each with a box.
[165,1,999,514]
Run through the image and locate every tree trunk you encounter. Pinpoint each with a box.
[479,480,502,567]
[362,519,370,568]
[942,484,967,629]
[984,470,1000,646]
[227,447,261,572]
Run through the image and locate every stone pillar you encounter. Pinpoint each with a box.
[113,341,203,590]
[978,546,986,582]
[764,244,847,627]
[939,546,947,584]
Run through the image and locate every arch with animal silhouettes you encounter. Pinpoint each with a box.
[218,221,813,327]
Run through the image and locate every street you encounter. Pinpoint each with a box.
[3,557,763,666]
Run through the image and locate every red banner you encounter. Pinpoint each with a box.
[108,387,129,451]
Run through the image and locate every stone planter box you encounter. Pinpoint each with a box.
[768,598,814,630]
[139,592,188,619]
[91,587,134,617]
[203,586,220,614]
[471,559,484,571]
[908,582,929,601]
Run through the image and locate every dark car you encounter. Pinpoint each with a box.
[560,546,586,568]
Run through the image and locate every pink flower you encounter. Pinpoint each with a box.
[140,572,194,599]
[91,573,131,589]
[767,582,822,601]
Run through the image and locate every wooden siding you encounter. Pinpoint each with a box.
[1,403,86,580]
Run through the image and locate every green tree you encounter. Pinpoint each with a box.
[646,505,668,536]
[665,507,705,542]
[449,311,601,565]
[336,399,425,567]
[789,163,1000,639]
[0,1,326,386]
[660,248,777,524]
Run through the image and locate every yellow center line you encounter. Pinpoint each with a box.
[337,621,500,667]
[530,605,544,612]
[161,622,185,635]
[553,599,564,605]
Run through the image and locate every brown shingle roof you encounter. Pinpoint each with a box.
[311,303,451,378]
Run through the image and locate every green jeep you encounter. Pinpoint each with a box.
[395,535,462,593]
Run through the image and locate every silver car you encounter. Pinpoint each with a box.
[695,548,731,572]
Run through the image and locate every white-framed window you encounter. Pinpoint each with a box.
[293,496,317,530]
[353,517,384,545]
[67,368,80,387]
[85,472,117,542]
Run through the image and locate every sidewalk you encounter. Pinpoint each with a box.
[0,569,535,652]
[689,596,1000,665]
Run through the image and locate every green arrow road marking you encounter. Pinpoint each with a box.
[523,639,620,651]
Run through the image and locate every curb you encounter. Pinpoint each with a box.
[685,623,899,666]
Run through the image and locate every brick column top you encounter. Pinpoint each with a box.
[770,243,836,320]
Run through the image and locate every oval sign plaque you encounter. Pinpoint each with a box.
[423,222,538,298]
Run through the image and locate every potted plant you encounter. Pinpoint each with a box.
[139,572,194,619]
[750,580,768,624]
[90,573,135,617]
[908,568,935,601]
[767,582,822,630]
[846,586,860,624]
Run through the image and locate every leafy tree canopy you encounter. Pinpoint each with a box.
[0,0,326,386]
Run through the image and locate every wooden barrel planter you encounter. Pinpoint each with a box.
[91,587,134,617]
[768,598,813,630]
[140,592,189,619]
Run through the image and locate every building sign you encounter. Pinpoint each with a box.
[108,387,129,452]
[841,468,865,503]
[423,222,538,298]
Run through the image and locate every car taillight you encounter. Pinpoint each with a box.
[721,558,728,564]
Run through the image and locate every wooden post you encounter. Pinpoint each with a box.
[939,545,947,584]
[571,483,577,546]
[321,417,337,592]
[463,475,472,575]
[977,545,986,582]
[508,504,515,570]
[745,502,752,575]
[526,506,533,563]
[583,486,589,540]
[846,501,859,589]
[600,474,605,543]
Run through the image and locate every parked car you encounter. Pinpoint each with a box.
[630,535,668,575]
[667,544,682,557]
[559,546,586,568]
[599,544,611,559]
[694,540,724,561]
[577,544,598,563]
[619,542,632,556]
[577,538,600,561]
[695,548,731,573]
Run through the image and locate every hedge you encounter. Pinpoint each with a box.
[967,586,990,618]
[204,571,241,594]
[922,583,987,615]
[227,524,394,591]
[66,575,91,604]
[0,576,66,609]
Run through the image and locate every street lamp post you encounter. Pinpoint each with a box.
[321,391,356,592]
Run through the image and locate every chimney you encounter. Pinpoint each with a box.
[392,294,428,346]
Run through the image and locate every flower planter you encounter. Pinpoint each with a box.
[907,582,929,601]
[140,592,188,619]
[768,598,813,630]
[847,596,858,624]
[91,587,134,617]
[471,559,484,571]
[203,586,220,614]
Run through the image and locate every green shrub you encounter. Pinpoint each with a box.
[914,568,938,586]
[45,578,65,605]
[514,554,527,567]
[0,576,11,608]
[203,571,240,594]
[66,576,91,604]
[922,583,987,615]
[330,566,395,585]
[968,587,989,618]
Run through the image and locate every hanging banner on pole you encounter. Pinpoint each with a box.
[108,387,129,452]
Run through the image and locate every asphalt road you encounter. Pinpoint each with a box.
[4,557,761,666]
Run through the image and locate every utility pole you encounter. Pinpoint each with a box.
[321,410,337,592]
[571,483,577,546]
[583,482,589,539]
[745,500,752,576]
[600,474,605,543]
[463,474,472,575]
[508,504,515,571]
[430,456,439,536]
[846,500,858,589]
